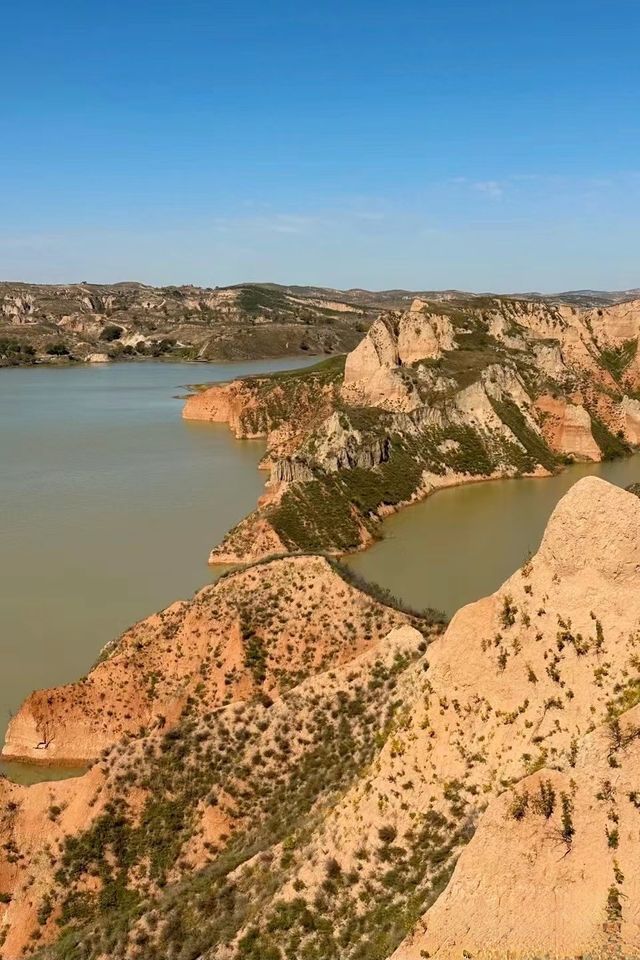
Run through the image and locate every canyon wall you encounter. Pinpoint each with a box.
[189,296,640,565]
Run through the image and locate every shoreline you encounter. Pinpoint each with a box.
[0,755,89,771]
[201,378,636,568]
[0,350,328,372]
[207,431,640,569]
[0,356,320,782]
[3,357,639,776]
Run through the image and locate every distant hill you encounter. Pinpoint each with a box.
[1,279,638,366]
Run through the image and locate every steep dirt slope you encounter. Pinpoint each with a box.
[191,296,640,564]
[0,561,439,959]
[395,710,640,959]
[182,477,640,960]
[386,476,640,958]
[1,477,634,960]
[2,556,419,766]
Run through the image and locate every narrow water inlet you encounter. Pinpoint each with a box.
[346,453,640,617]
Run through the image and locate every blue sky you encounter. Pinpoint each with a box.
[1,0,639,291]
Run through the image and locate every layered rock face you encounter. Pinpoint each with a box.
[192,295,640,564]
[535,394,601,460]
[183,360,341,447]
[341,308,455,411]
[620,395,640,444]
[588,298,640,343]
[341,297,640,416]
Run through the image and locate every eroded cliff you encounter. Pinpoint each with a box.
[0,282,370,366]
[189,296,640,564]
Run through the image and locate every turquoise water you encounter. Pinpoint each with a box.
[0,357,317,779]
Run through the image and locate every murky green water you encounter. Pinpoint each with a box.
[3,360,640,783]
[346,455,640,619]
[0,357,317,780]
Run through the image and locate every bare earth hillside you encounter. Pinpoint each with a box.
[0,558,439,958]
[2,478,640,959]
[0,282,372,366]
[2,281,638,367]
[2,556,422,767]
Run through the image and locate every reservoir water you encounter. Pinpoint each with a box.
[2,359,640,781]
[0,358,317,781]
[346,454,640,619]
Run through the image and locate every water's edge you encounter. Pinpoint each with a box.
[346,452,640,617]
[0,358,319,783]
[4,359,640,783]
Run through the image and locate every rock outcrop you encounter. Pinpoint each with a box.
[194,296,640,565]
[85,352,110,363]
[620,395,640,444]
[588,297,640,343]
[183,379,272,438]
[535,394,601,460]
[342,310,455,410]
[183,363,340,447]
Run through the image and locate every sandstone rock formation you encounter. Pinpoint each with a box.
[620,395,640,444]
[342,311,455,410]
[192,295,640,565]
[84,352,110,363]
[183,360,340,447]
[535,394,601,460]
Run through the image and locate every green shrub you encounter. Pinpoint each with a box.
[100,324,123,342]
[590,415,630,460]
[599,339,637,382]
[45,341,70,356]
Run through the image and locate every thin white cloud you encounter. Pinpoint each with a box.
[445,176,504,197]
[472,180,504,198]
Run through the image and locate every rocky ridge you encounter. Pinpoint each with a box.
[187,295,640,564]
[2,556,422,766]
[0,556,437,957]
[2,479,640,958]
